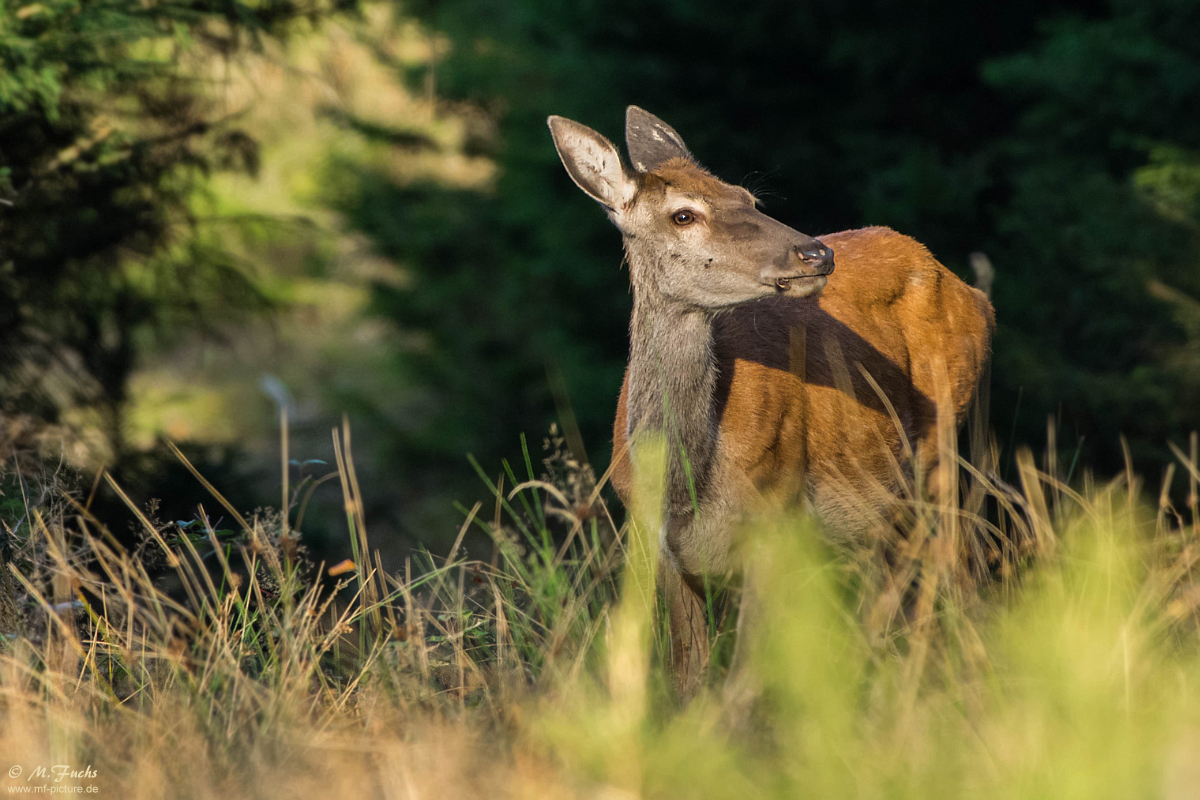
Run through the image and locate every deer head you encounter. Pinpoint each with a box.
[548,106,834,309]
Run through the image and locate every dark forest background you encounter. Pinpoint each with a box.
[2,0,1199,558]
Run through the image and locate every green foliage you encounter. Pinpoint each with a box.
[982,2,1200,468]
[0,0,354,454]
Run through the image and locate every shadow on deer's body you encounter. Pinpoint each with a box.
[548,107,995,695]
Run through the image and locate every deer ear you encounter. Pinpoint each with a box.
[547,116,638,215]
[625,106,694,173]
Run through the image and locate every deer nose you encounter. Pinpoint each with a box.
[795,241,834,273]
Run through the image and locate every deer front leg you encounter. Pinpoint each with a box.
[658,556,710,698]
[721,560,763,728]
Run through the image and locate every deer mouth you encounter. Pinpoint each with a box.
[772,274,828,294]
[762,254,835,294]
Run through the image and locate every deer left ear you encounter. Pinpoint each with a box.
[625,106,695,172]
[547,115,638,217]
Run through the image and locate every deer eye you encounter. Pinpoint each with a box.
[671,210,696,227]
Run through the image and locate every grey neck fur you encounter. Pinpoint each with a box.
[623,244,720,512]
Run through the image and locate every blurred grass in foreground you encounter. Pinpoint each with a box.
[2,425,1200,799]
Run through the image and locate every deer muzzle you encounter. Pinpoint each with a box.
[759,241,835,293]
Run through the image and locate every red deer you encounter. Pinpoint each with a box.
[547,107,994,692]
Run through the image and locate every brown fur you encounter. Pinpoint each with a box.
[611,226,995,522]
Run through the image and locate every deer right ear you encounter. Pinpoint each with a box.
[547,116,638,217]
[625,106,694,173]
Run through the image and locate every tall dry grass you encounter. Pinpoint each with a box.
[2,417,1200,799]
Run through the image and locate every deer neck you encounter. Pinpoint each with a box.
[625,281,720,511]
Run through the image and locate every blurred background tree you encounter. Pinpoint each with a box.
[0,0,352,460]
[2,0,1199,558]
